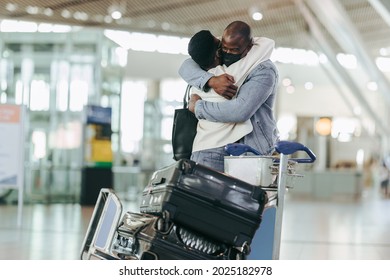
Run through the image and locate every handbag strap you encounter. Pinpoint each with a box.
[183,85,192,109]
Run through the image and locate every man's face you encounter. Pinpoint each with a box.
[221,34,249,54]
[220,33,252,66]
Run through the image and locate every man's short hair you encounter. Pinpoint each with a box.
[225,21,252,42]
[188,30,217,70]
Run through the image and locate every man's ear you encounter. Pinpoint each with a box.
[242,42,253,58]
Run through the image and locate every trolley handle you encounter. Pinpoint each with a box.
[225,141,316,164]
[275,141,316,163]
[224,143,261,156]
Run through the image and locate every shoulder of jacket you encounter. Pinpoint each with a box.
[260,59,277,68]
[252,59,278,74]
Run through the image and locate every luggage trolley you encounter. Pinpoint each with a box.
[80,141,315,260]
[80,188,123,260]
[224,141,316,259]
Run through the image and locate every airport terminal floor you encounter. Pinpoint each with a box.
[1,185,389,260]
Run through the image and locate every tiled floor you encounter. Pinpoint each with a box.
[281,193,390,259]
[0,187,389,260]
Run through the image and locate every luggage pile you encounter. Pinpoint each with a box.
[81,141,315,260]
[111,158,269,260]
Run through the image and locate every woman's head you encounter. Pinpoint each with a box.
[188,30,221,70]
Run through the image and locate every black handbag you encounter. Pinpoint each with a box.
[172,85,198,161]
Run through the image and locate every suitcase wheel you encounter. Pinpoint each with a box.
[238,241,251,255]
[227,247,246,260]
[141,251,158,260]
[156,210,171,233]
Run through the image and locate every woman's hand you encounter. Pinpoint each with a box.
[189,94,202,113]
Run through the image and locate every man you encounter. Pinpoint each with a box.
[179,21,279,172]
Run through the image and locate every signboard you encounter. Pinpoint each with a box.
[84,105,113,166]
[0,104,25,226]
[0,104,25,188]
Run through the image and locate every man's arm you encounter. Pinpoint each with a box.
[179,58,213,90]
[193,61,278,123]
[179,58,238,99]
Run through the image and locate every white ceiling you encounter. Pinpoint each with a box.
[0,0,389,55]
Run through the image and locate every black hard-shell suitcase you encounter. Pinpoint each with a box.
[140,159,268,251]
[111,212,242,260]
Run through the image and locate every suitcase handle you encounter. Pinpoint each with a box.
[151,177,166,186]
[225,142,316,164]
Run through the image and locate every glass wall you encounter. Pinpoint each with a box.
[0,27,190,203]
[0,29,130,202]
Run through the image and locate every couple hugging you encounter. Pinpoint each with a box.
[179,21,279,173]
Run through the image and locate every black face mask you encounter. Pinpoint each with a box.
[222,52,242,67]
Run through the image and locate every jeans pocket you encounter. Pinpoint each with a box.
[202,152,224,172]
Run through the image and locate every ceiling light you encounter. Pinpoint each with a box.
[161,22,171,30]
[249,7,263,21]
[5,3,18,12]
[108,2,126,20]
[61,9,71,18]
[252,12,263,21]
[111,10,122,20]
[43,8,53,17]
[26,6,39,15]
[73,11,89,21]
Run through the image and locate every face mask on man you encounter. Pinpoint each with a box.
[221,52,242,67]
